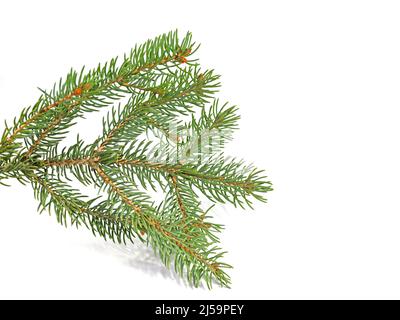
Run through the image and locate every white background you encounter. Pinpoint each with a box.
[1,0,400,299]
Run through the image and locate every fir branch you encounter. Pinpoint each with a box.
[0,30,272,288]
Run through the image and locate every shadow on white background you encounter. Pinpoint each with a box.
[87,240,207,289]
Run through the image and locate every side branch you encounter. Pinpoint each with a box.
[6,47,193,147]
[96,73,210,152]
[116,159,256,191]
[44,157,257,192]
[86,162,223,280]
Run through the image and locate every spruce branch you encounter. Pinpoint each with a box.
[0,30,272,288]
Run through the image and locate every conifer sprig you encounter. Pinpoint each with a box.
[0,31,272,288]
